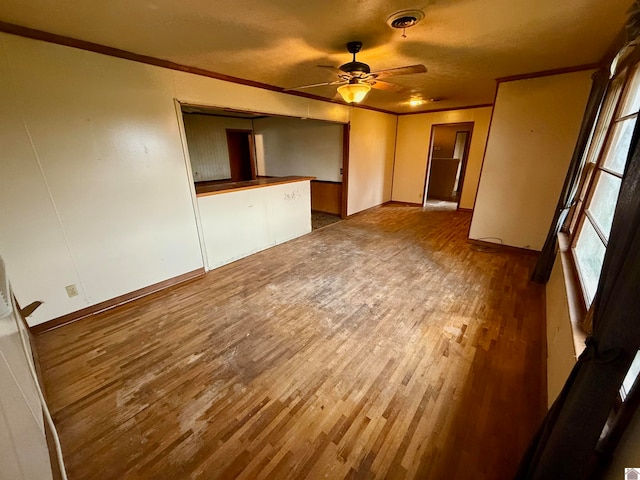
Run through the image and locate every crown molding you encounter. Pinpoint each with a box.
[0,21,396,116]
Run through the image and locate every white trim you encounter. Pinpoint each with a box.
[173,99,209,272]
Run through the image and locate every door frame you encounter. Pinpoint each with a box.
[341,123,350,218]
[454,128,473,206]
[422,121,475,209]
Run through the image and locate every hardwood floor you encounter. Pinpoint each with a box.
[35,204,546,480]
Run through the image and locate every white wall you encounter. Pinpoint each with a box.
[0,274,54,479]
[253,117,343,182]
[198,181,311,269]
[0,323,53,480]
[392,107,493,209]
[183,113,252,181]
[0,33,203,326]
[469,71,594,250]
[347,108,397,216]
[0,32,351,327]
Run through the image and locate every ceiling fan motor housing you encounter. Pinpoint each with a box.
[339,61,371,75]
[341,41,370,75]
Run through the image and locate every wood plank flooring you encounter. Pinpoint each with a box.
[35,204,546,480]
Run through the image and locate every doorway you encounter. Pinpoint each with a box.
[423,122,474,208]
[226,129,256,182]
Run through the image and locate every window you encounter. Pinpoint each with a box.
[597,348,640,455]
[566,65,640,309]
[565,75,624,235]
[567,61,640,457]
[620,350,640,402]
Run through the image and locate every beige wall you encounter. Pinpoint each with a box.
[545,255,578,407]
[605,408,640,479]
[253,116,343,182]
[392,107,493,209]
[0,32,359,326]
[546,255,640,474]
[347,108,397,216]
[469,70,594,250]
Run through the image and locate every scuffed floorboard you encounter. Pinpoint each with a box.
[36,204,545,480]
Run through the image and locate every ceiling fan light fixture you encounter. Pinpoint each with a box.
[337,83,371,103]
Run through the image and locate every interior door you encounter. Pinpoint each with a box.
[226,129,256,182]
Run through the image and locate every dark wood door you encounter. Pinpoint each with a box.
[226,129,256,182]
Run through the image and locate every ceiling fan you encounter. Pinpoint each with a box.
[287,41,427,104]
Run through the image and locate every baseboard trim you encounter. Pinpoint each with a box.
[467,239,540,256]
[346,201,393,218]
[457,207,473,213]
[31,268,205,335]
[387,201,423,207]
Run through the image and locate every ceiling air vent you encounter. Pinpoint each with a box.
[387,10,425,36]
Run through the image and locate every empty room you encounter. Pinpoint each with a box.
[1,1,640,479]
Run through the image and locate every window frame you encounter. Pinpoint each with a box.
[564,74,627,237]
[559,48,640,470]
[557,69,631,338]
[564,63,639,314]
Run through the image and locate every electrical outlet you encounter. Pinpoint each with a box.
[340,168,343,175]
[65,284,79,298]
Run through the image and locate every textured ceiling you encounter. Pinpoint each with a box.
[0,0,630,113]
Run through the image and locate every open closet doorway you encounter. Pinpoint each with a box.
[423,122,474,209]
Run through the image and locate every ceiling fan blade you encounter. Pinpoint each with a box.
[371,64,427,78]
[284,80,346,91]
[370,80,411,93]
